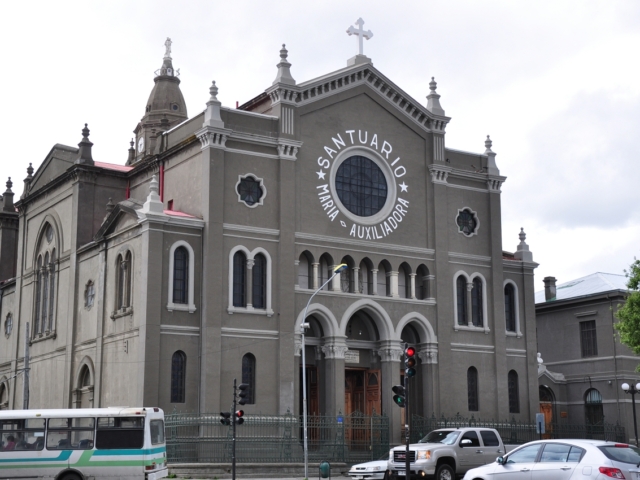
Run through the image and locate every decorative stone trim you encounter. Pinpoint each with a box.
[418,347,438,365]
[196,127,231,149]
[235,174,267,209]
[277,143,300,160]
[429,165,450,184]
[321,344,348,359]
[167,240,197,313]
[110,307,133,320]
[487,178,503,193]
[455,207,480,238]
[376,347,403,362]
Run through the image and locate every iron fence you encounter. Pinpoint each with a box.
[166,410,389,464]
[410,413,626,445]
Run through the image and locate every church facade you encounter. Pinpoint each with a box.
[0,36,539,442]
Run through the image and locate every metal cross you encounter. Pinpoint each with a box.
[346,18,373,56]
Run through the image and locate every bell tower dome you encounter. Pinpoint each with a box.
[130,38,188,165]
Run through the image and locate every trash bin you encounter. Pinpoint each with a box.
[319,461,331,479]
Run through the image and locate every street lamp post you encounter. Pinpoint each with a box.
[621,382,640,446]
[301,263,348,480]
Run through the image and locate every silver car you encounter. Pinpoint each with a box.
[347,454,390,480]
[462,439,640,480]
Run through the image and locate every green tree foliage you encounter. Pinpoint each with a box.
[615,259,640,368]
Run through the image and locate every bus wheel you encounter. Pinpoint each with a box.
[60,473,81,480]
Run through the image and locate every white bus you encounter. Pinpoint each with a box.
[0,407,168,480]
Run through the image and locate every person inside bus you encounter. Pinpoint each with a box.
[3,435,16,451]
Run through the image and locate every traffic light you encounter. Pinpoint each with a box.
[220,412,231,426]
[235,410,244,425]
[405,346,417,377]
[392,385,406,408]
[238,383,249,405]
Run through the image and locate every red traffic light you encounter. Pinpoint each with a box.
[235,410,245,425]
[405,346,416,357]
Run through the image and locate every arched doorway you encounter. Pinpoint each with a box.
[344,311,381,416]
[539,385,555,438]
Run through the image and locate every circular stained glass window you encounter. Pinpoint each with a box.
[335,156,388,217]
[456,208,478,236]
[237,176,263,206]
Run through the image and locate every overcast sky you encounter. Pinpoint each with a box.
[1,0,638,292]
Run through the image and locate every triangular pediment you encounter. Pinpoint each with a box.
[28,144,78,194]
[94,199,143,241]
[263,62,450,134]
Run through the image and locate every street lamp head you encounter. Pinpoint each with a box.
[301,322,310,331]
[333,263,348,274]
[622,383,630,392]
[635,382,640,391]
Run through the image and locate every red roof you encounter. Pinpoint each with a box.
[95,161,133,172]
[164,210,196,218]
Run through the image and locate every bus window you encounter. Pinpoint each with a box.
[96,417,144,449]
[150,420,164,445]
[1,418,45,452]
[47,417,95,450]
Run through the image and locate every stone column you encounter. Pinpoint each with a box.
[322,339,348,417]
[418,347,439,418]
[378,342,403,445]
[426,275,435,301]
[389,271,399,297]
[312,262,319,290]
[246,258,255,308]
[353,267,360,294]
[466,282,473,326]
[372,269,379,295]
[409,273,417,299]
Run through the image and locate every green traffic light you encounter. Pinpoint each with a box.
[393,395,406,408]
[405,367,416,377]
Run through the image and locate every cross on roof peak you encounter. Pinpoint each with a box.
[346,18,373,56]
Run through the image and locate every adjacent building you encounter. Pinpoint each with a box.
[536,273,638,441]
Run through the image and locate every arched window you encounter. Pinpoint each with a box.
[173,246,189,304]
[32,223,59,338]
[116,251,132,310]
[417,265,430,300]
[233,251,246,307]
[378,262,389,296]
[319,256,331,291]
[298,252,311,289]
[359,259,372,295]
[398,265,408,299]
[505,284,516,332]
[508,370,519,413]
[84,281,95,309]
[585,388,603,426]
[171,351,186,403]
[252,254,266,309]
[456,276,467,326]
[242,353,256,404]
[0,382,7,410]
[467,367,478,411]
[471,278,483,327]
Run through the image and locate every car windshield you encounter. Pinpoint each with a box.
[599,445,640,464]
[419,430,460,445]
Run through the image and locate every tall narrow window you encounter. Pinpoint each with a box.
[233,251,246,307]
[398,266,408,299]
[467,367,478,411]
[580,320,598,357]
[456,276,467,325]
[34,256,42,335]
[505,284,516,332]
[171,351,186,403]
[585,388,603,426]
[173,246,189,304]
[41,252,50,334]
[242,353,256,404]
[48,249,56,331]
[252,254,266,309]
[117,252,132,310]
[508,370,519,413]
[471,278,483,327]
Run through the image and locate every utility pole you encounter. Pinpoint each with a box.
[22,321,29,410]
[232,378,237,480]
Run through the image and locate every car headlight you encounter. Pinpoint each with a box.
[389,451,394,461]
[367,467,382,471]
[416,450,431,460]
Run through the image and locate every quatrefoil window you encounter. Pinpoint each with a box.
[456,208,479,237]
[236,174,266,208]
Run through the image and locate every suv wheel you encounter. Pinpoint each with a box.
[435,464,454,480]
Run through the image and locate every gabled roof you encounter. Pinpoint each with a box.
[535,272,628,304]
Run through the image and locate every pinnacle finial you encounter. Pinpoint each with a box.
[6,177,12,192]
[75,124,94,165]
[150,175,159,195]
[106,197,114,213]
[280,44,288,61]
[209,81,219,101]
[130,138,134,149]
[272,43,296,86]
[485,135,493,151]
[82,123,90,139]
[519,227,526,244]
[429,77,437,93]
[26,163,34,177]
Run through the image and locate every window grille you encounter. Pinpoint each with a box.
[471,278,483,327]
[504,284,516,332]
[252,254,266,309]
[173,247,189,304]
[580,320,598,357]
[171,351,186,403]
[467,367,478,411]
[456,276,467,325]
[335,156,388,217]
[242,353,256,404]
[233,252,246,307]
[508,370,520,413]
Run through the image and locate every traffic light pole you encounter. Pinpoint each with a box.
[404,345,410,480]
[233,378,237,480]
